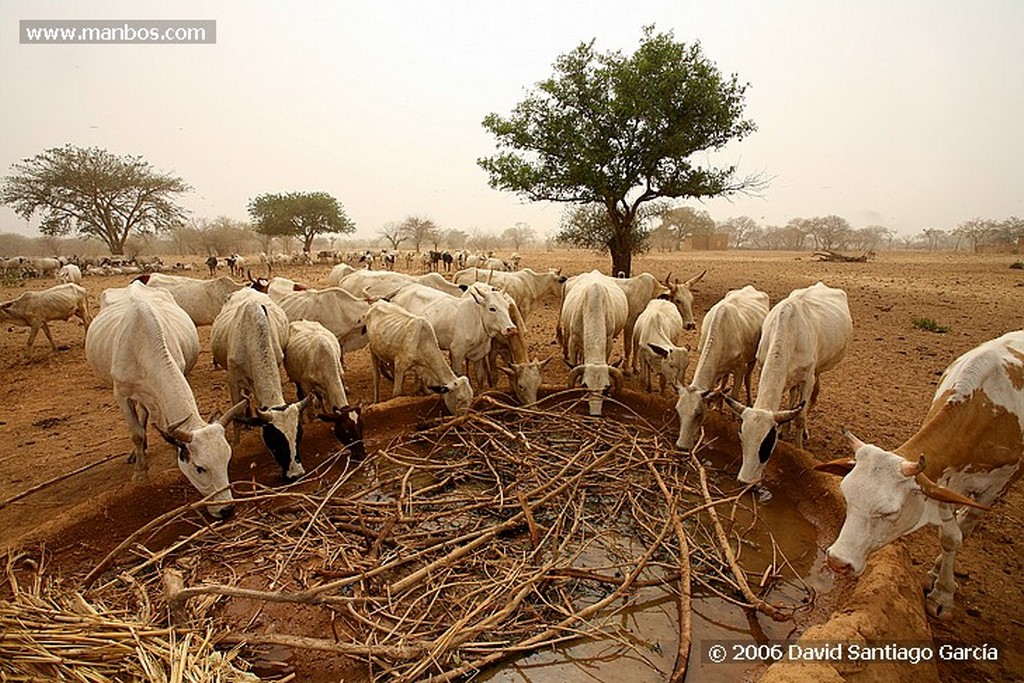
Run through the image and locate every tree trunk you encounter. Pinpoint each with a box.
[609,229,633,276]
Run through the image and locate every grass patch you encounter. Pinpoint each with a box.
[1010,261,1024,270]
[912,317,950,334]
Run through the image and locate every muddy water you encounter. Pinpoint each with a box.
[480,443,833,683]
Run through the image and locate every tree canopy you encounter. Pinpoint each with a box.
[479,26,760,274]
[247,191,354,254]
[0,145,191,255]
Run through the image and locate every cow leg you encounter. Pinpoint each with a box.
[120,398,149,477]
[741,360,756,405]
[925,503,964,617]
[622,324,634,375]
[370,353,382,403]
[393,360,409,396]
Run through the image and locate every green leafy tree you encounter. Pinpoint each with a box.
[248,191,354,254]
[557,201,667,266]
[0,145,190,255]
[479,26,760,275]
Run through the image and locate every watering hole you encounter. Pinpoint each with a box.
[12,392,840,682]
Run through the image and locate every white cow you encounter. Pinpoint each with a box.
[389,282,518,387]
[488,294,550,405]
[364,300,473,416]
[336,269,465,300]
[265,276,310,300]
[631,299,689,393]
[452,267,565,321]
[0,283,91,351]
[663,270,707,330]
[818,330,1024,617]
[560,270,629,416]
[56,264,82,284]
[327,263,357,287]
[211,289,311,481]
[283,320,365,457]
[272,286,370,354]
[135,273,251,326]
[674,286,770,452]
[725,282,852,484]
[85,283,246,519]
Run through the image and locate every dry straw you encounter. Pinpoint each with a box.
[1,391,812,681]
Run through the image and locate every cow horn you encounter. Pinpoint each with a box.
[217,399,249,428]
[567,366,583,388]
[156,415,193,444]
[684,269,707,288]
[841,426,867,451]
[773,401,805,424]
[900,456,925,477]
[664,272,673,287]
[723,395,747,417]
[814,457,857,476]
[298,393,315,412]
[609,365,624,394]
[915,473,990,510]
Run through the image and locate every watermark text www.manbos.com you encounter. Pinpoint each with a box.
[703,640,1000,666]
[20,20,216,44]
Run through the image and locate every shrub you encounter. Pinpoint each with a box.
[912,317,950,334]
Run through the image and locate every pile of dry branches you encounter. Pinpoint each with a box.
[2,391,813,682]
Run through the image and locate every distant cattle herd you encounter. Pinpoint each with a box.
[1,248,1022,618]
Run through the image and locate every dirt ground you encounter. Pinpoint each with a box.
[1,248,1022,681]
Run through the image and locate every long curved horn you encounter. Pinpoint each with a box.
[609,365,624,394]
[217,399,249,428]
[916,473,990,510]
[773,401,805,424]
[723,395,747,417]
[684,269,707,288]
[567,366,583,388]
[814,457,857,476]
[156,415,193,443]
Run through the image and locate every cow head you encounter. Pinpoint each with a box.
[155,399,248,519]
[567,362,624,416]
[467,283,518,338]
[664,270,706,330]
[252,394,314,482]
[820,428,987,577]
[318,405,365,458]
[674,386,717,452]
[499,357,551,405]
[725,395,804,484]
[647,343,690,386]
[428,375,474,416]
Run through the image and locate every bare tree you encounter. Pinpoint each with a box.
[953,218,997,253]
[501,222,535,251]
[377,221,406,250]
[399,216,440,252]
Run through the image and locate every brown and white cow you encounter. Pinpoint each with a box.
[818,329,1024,617]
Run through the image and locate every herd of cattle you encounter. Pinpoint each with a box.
[1,256,1021,619]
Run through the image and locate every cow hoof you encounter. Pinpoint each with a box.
[925,591,954,619]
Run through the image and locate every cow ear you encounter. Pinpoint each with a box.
[647,343,669,358]
[814,458,856,476]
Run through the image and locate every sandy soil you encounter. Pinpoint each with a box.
[1,248,1022,681]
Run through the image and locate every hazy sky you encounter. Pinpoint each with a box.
[2,1,1022,241]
